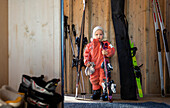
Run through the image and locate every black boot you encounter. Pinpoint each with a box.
[91,89,101,100]
[100,93,108,101]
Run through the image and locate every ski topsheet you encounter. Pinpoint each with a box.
[152,0,165,97]
[130,41,143,98]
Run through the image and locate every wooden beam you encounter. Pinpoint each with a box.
[0,0,8,87]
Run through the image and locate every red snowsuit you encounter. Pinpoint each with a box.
[84,39,115,90]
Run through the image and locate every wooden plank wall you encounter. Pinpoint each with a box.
[64,0,170,95]
[0,0,8,87]
[166,0,170,94]
[8,0,62,98]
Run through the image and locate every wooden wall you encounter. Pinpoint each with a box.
[0,0,8,87]
[8,0,62,96]
[64,0,170,95]
[166,0,170,94]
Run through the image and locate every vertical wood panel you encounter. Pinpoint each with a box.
[85,0,93,93]
[138,0,145,94]
[65,0,73,94]
[144,0,150,94]
[54,0,61,94]
[166,0,170,94]
[8,0,61,93]
[0,0,8,87]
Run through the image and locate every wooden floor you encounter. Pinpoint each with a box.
[64,94,170,105]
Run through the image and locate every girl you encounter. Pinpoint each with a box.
[84,26,115,100]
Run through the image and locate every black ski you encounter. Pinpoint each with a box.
[111,0,137,100]
[73,0,88,99]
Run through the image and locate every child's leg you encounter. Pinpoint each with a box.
[89,69,101,100]
[89,69,100,90]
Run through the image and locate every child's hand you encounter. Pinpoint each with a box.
[86,63,91,67]
[102,50,108,55]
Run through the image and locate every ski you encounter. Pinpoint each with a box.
[154,0,170,77]
[111,0,137,100]
[152,0,165,97]
[73,0,87,99]
[101,42,116,102]
[130,41,143,98]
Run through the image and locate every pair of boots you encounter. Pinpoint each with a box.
[91,89,108,100]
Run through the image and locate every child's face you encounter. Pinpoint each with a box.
[94,29,103,41]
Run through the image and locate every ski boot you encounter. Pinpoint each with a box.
[30,76,60,96]
[110,80,116,94]
[27,93,50,108]
[91,89,101,100]
[100,82,108,101]
[27,89,62,108]
[100,93,108,101]
[27,76,62,108]
[18,75,44,95]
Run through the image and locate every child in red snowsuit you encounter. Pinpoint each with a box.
[84,26,115,100]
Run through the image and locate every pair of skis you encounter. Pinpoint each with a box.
[74,0,87,99]
[66,0,87,99]
[130,41,143,98]
[152,0,170,97]
[101,42,116,102]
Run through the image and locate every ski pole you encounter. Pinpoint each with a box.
[67,25,75,57]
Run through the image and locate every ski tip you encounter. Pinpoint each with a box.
[108,96,113,103]
[139,95,143,98]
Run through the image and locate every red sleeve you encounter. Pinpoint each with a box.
[105,41,115,57]
[83,43,92,66]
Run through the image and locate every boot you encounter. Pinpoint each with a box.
[100,93,108,101]
[91,89,101,100]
